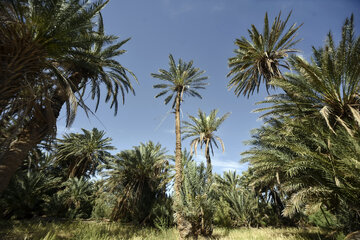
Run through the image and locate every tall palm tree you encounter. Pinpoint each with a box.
[0,0,136,193]
[55,128,115,179]
[103,141,170,224]
[152,54,207,238]
[227,11,302,97]
[182,109,230,174]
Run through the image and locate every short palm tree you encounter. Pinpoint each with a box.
[227,11,302,97]
[103,141,170,224]
[55,128,115,179]
[0,0,136,193]
[152,54,207,237]
[59,177,95,219]
[182,109,230,174]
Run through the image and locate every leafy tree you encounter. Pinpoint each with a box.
[182,109,230,174]
[55,128,115,179]
[152,54,207,237]
[0,0,136,193]
[103,141,171,225]
[227,11,302,97]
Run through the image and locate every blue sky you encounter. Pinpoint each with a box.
[57,0,360,175]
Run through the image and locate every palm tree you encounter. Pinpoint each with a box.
[244,15,360,233]
[255,15,360,135]
[227,11,302,97]
[1,170,61,218]
[182,109,230,174]
[152,54,207,237]
[178,154,215,237]
[59,177,95,219]
[0,0,136,193]
[55,128,115,179]
[103,141,170,224]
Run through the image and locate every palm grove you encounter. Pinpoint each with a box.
[0,0,359,239]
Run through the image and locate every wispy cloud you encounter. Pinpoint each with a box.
[210,4,224,13]
[164,129,174,135]
[161,0,195,17]
[57,125,81,137]
[193,154,244,173]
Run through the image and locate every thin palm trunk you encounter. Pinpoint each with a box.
[174,91,190,239]
[174,91,182,201]
[205,145,212,176]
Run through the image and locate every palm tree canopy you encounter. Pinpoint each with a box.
[152,54,208,108]
[55,128,115,178]
[255,15,360,134]
[0,0,137,153]
[103,141,171,222]
[227,11,302,97]
[182,109,230,156]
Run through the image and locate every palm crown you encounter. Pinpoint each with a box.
[255,15,360,134]
[227,11,302,97]
[152,54,208,108]
[183,109,230,156]
[55,128,115,178]
[182,109,230,174]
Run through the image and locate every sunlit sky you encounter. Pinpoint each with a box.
[57,0,359,175]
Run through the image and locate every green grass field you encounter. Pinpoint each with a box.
[0,220,331,240]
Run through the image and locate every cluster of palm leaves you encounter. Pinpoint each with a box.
[102,141,171,225]
[242,15,360,233]
[0,0,136,193]
[0,129,174,225]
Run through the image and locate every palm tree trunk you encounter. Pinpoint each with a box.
[174,91,192,239]
[174,91,182,203]
[205,145,212,176]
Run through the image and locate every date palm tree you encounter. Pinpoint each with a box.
[55,128,115,179]
[182,109,230,174]
[227,11,302,97]
[255,15,360,134]
[152,55,207,238]
[103,141,170,224]
[0,0,136,193]
[245,15,360,232]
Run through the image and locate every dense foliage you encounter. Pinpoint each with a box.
[0,1,359,239]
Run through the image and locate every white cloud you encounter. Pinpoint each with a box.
[193,154,244,174]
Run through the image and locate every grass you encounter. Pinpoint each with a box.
[0,220,328,240]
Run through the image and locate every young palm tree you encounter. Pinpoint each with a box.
[59,177,95,219]
[103,141,170,224]
[227,11,302,97]
[152,54,207,238]
[0,0,136,193]
[182,109,230,174]
[179,159,215,237]
[55,128,115,179]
